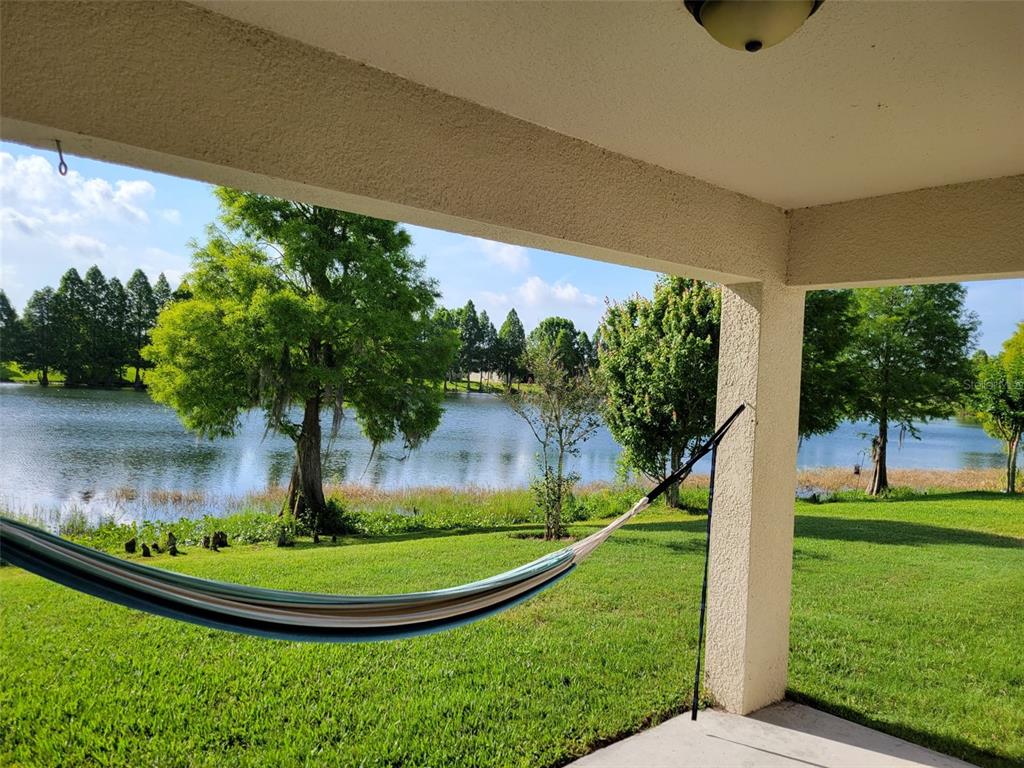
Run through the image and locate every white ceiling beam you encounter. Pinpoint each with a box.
[788,176,1024,287]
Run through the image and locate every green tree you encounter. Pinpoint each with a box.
[527,316,586,374]
[432,306,461,391]
[496,308,526,389]
[457,300,482,391]
[153,273,173,308]
[505,337,604,539]
[126,269,158,388]
[17,288,57,386]
[800,289,858,437]
[849,284,977,495]
[81,266,111,385]
[973,324,1024,493]
[170,277,192,303]
[53,268,89,385]
[146,189,456,535]
[598,278,720,507]
[477,309,497,390]
[103,276,129,386]
[576,330,596,370]
[0,289,21,365]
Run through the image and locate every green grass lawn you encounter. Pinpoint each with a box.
[2,493,1021,767]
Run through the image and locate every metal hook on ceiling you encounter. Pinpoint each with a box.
[55,140,68,176]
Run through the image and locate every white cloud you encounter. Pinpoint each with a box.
[60,233,108,256]
[0,150,191,307]
[474,237,530,272]
[0,207,44,236]
[0,151,156,227]
[516,275,599,308]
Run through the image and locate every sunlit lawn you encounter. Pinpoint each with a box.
[1,493,1021,767]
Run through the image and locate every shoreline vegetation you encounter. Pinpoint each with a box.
[3,468,1010,554]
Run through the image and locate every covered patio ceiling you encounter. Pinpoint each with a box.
[198,0,1024,209]
[2,1,1021,288]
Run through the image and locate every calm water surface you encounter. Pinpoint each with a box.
[0,384,1006,521]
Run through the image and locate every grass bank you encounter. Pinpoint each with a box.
[1,492,1021,767]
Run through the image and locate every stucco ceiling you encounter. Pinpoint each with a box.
[195,1,1023,209]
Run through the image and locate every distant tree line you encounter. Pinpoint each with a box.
[432,301,597,391]
[0,267,177,388]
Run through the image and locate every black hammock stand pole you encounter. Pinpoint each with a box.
[633,403,745,721]
[691,440,717,720]
[645,402,744,722]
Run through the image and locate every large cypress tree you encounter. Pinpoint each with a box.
[146,188,457,535]
[849,284,977,495]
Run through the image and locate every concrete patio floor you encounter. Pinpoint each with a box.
[568,701,976,768]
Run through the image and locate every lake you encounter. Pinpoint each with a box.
[0,384,1006,521]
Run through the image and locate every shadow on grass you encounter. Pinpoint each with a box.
[794,516,1023,549]
[785,690,1019,768]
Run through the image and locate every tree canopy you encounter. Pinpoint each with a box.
[146,188,457,532]
[527,316,593,375]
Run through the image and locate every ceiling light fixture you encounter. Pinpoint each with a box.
[684,1,823,53]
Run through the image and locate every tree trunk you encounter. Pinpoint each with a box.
[547,453,565,540]
[867,415,889,496]
[133,364,142,389]
[39,368,49,387]
[666,444,682,509]
[283,462,303,517]
[1007,432,1020,494]
[296,393,327,540]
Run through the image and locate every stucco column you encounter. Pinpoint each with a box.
[705,281,805,715]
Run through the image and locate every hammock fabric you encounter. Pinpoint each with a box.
[0,405,745,643]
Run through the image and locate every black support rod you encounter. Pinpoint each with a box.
[691,441,718,720]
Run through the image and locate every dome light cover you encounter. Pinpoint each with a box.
[684,1,823,53]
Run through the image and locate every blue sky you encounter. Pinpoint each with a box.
[1,141,1020,351]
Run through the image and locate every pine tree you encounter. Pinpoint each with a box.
[82,266,111,385]
[0,289,21,365]
[457,300,482,391]
[104,277,129,385]
[153,272,173,308]
[126,269,158,387]
[497,308,526,389]
[53,268,89,385]
[477,310,497,390]
[18,288,57,386]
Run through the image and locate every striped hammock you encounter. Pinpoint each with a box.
[0,405,745,643]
